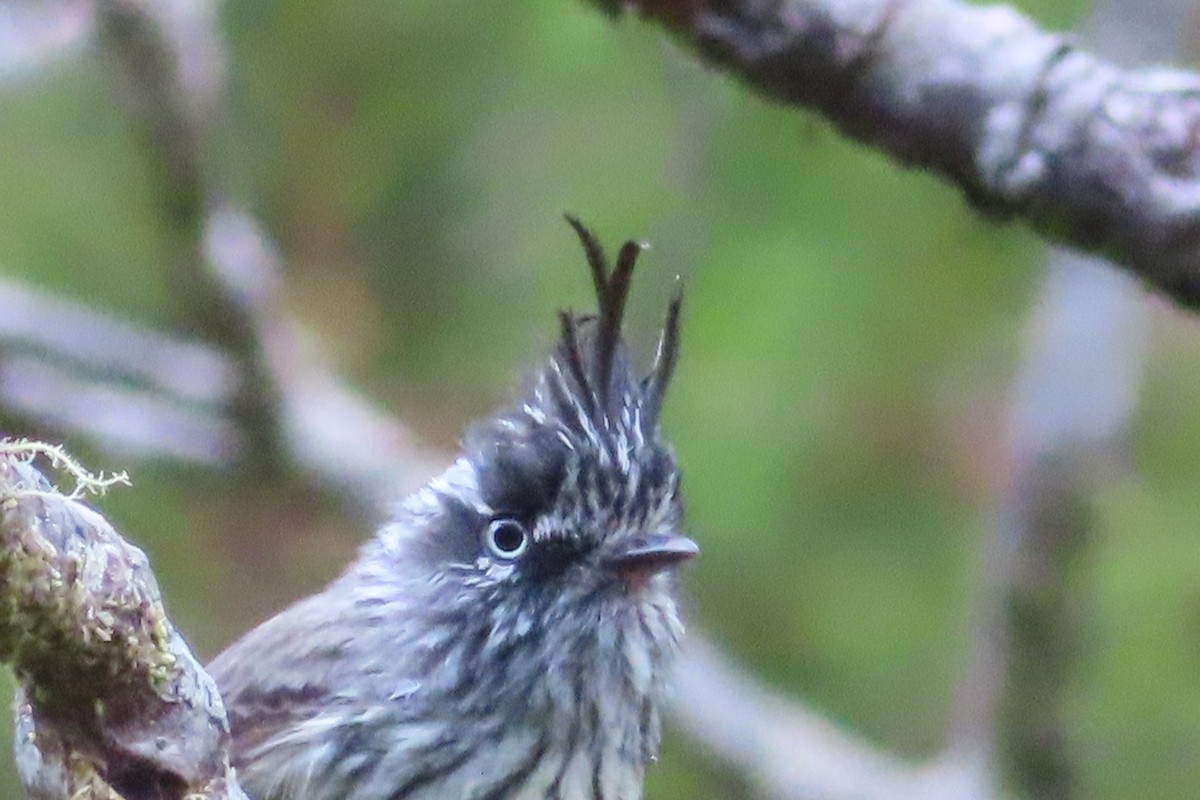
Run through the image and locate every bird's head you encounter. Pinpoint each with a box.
[358,218,693,733]
[460,216,693,596]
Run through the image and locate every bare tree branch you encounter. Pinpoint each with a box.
[0,277,236,407]
[0,266,442,503]
[949,0,1172,793]
[956,254,1145,798]
[92,0,447,503]
[596,0,1200,309]
[0,440,248,800]
[0,352,239,465]
[201,203,449,504]
[95,0,287,477]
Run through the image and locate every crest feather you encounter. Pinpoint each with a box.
[556,215,682,434]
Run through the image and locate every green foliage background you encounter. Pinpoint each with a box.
[4,0,1200,797]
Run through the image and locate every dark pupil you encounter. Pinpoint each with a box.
[491,521,525,553]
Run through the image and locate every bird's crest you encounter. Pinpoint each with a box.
[552,215,682,439]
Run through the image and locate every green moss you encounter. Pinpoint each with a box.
[0,448,178,712]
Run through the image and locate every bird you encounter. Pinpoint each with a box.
[208,216,698,800]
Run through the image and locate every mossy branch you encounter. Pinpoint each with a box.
[0,439,247,800]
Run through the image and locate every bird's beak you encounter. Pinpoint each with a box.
[604,533,698,574]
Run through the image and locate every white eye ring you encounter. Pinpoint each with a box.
[483,518,529,560]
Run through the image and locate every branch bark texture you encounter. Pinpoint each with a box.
[605,0,1200,308]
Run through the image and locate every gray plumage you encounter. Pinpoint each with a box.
[208,218,696,800]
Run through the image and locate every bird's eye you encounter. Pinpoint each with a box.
[483,518,529,560]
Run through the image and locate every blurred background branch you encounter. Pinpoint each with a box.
[0,0,92,83]
[953,0,1187,795]
[952,252,1147,799]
